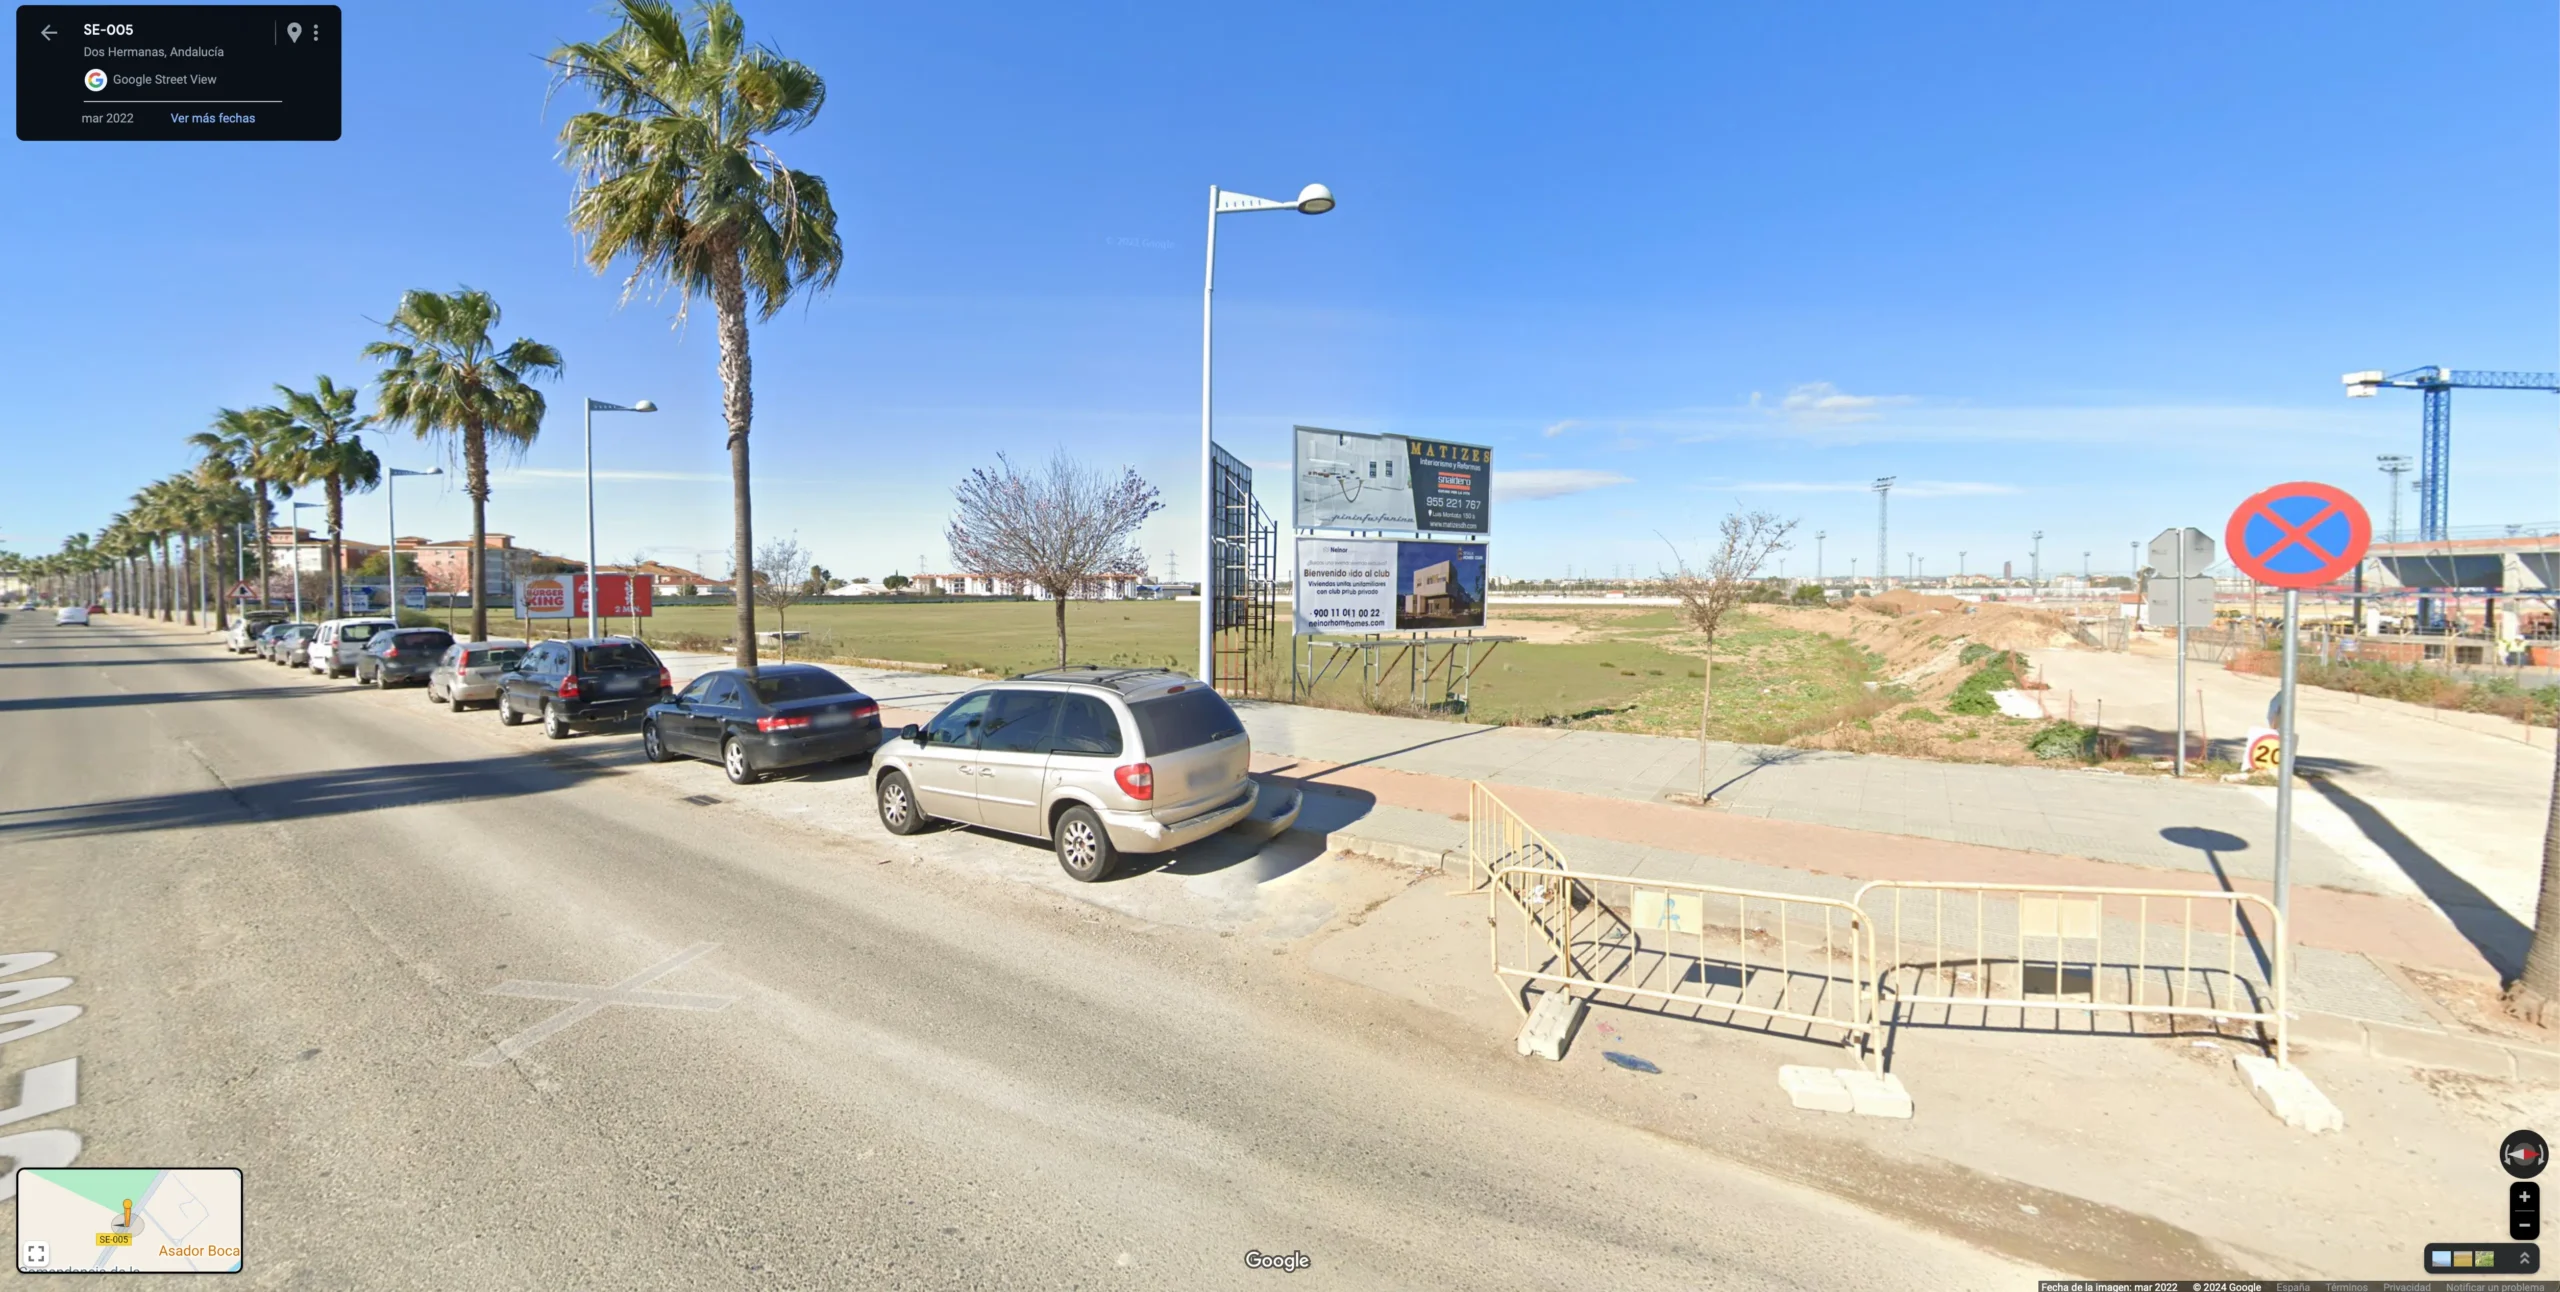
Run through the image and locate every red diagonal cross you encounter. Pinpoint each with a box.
[2253,499,2341,565]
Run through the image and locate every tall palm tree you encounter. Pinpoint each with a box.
[552,0,844,673]
[366,290,563,641]
[274,378,383,620]
[132,479,183,623]
[190,406,294,608]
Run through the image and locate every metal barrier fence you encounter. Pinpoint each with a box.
[1463,781,1567,891]
[1852,881,2288,1065]
[1489,863,1880,1068]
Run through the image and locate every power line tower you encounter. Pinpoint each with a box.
[2030,531,2044,587]
[2374,454,2413,543]
[1872,476,1895,593]
[1814,530,1826,584]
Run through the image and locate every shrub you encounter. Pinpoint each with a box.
[2029,721,2094,761]
[1946,650,2026,716]
[1901,707,1943,723]
[1958,643,1995,666]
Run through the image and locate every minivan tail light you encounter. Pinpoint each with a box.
[1114,762,1154,800]
[658,667,673,692]
[558,674,581,699]
[757,715,811,733]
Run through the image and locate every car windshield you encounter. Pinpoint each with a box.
[469,648,525,668]
[578,643,657,671]
[1128,688,1244,755]
[752,672,853,703]
[340,623,384,642]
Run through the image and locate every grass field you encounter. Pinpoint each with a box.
[423,598,1888,743]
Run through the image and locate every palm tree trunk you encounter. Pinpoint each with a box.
[181,532,197,626]
[712,249,759,676]
[465,425,490,642]
[326,475,345,621]
[211,527,230,632]
[2508,735,2560,1023]
[255,483,273,608]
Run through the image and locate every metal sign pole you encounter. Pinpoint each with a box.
[2274,587,2300,921]
[2175,542,2189,777]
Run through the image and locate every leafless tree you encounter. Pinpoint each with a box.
[1661,510,1800,802]
[946,451,1163,666]
[750,535,813,661]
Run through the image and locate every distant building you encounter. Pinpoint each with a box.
[909,572,1146,599]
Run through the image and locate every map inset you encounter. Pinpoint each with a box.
[15,1167,242,1273]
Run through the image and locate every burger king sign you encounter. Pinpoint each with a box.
[515,574,576,619]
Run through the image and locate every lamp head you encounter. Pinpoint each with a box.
[632,400,658,413]
[1294,183,1336,215]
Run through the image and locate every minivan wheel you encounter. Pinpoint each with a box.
[1052,805,1119,883]
[875,770,926,835]
[544,704,572,741]
[721,736,759,785]
[642,720,672,763]
[498,694,525,726]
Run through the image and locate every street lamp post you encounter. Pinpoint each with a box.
[583,397,658,639]
[289,501,323,621]
[1198,181,1334,684]
[386,467,443,623]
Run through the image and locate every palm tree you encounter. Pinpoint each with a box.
[132,479,184,623]
[191,406,295,608]
[365,291,563,641]
[274,378,383,619]
[552,0,845,673]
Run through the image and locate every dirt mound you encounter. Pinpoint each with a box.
[1860,589,1967,615]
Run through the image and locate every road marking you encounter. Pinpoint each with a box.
[463,943,736,1067]
[0,953,81,1201]
[0,1058,77,1129]
[0,1007,83,1046]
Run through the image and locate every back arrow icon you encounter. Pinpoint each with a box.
[39,24,56,40]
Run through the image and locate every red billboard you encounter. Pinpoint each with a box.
[515,573,654,620]
[581,574,653,618]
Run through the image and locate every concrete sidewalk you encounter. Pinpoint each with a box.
[650,646,2532,1033]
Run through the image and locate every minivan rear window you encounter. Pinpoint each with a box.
[339,623,384,642]
[1129,688,1243,756]
[579,643,659,671]
[469,647,526,668]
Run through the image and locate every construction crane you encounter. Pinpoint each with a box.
[2344,367,2560,541]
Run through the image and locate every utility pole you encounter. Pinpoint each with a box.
[2031,531,2044,587]
[1957,550,1966,579]
[1873,476,1896,593]
[1917,555,1926,583]
[2376,454,2412,543]
[2083,550,2092,583]
[1814,531,1826,584]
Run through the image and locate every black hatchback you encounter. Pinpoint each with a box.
[496,637,672,739]
[642,664,882,784]
[355,627,456,688]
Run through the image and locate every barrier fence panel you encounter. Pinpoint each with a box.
[1853,881,2288,1065]
[1463,781,1566,891]
[1490,864,1880,1068]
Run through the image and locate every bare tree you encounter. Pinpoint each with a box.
[750,536,813,659]
[946,451,1163,666]
[1662,510,1800,802]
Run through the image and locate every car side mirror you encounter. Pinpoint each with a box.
[901,723,923,744]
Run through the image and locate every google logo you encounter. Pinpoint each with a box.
[83,69,107,92]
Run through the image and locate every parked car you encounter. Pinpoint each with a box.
[54,606,90,626]
[642,664,882,785]
[308,617,398,678]
[354,627,457,688]
[870,666,1286,882]
[253,621,305,660]
[426,639,529,711]
[270,623,320,667]
[227,610,291,653]
[495,637,672,739]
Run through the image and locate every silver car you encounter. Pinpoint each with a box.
[425,638,529,711]
[309,617,398,678]
[870,667,1292,882]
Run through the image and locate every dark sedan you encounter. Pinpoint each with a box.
[643,664,883,785]
[355,627,457,688]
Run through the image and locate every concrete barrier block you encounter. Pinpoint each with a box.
[2235,1055,2344,1134]
[1779,1064,1853,1113]
[2367,1021,2516,1079]
[1835,1068,1915,1119]
[1516,990,1584,1062]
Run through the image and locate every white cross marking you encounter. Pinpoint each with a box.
[463,943,736,1067]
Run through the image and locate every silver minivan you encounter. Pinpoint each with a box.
[426,638,530,711]
[309,617,398,678]
[870,667,1290,881]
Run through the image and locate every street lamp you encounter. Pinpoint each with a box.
[1198,181,1334,684]
[289,501,323,621]
[583,397,658,638]
[386,467,443,622]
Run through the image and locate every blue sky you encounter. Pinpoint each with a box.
[7,1,2555,582]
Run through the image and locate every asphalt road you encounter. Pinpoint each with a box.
[2,613,2035,1289]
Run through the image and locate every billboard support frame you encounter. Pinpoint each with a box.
[1293,631,1522,713]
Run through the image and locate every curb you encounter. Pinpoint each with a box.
[2289,1010,2560,1083]
[1324,830,1463,876]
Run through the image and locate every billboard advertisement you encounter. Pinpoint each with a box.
[514,574,653,621]
[1293,426,1491,535]
[1294,538,1487,634]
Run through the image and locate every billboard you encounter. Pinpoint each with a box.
[1294,426,1490,535]
[1294,538,1486,634]
[514,574,653,620]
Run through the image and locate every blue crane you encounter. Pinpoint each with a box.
[2344,366,2560,541]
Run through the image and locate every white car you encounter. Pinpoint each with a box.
[54,606,90,626]
[870,667,1295,882]
[227,612,289,653]
[308,617,398,678]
